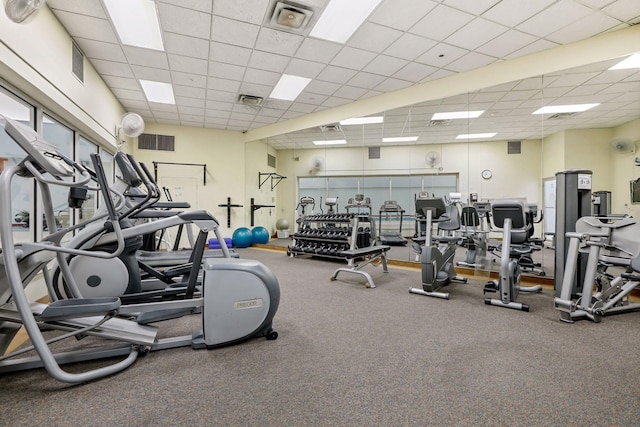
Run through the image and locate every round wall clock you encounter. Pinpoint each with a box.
[481,169,492,180]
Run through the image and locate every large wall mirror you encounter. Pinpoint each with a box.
[265,55,640,278]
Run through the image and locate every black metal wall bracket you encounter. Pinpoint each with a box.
[250,197,275,227]
[218,197,243,228]
[259,172,286,190]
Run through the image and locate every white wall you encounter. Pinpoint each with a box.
[0,7,124,148]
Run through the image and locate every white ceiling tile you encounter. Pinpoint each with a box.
[239,82,273,98]
[547,72,600,87]
[206,109,231,119]
[297,91,329,105]
[89,59,134,78]
[285,58,325,79]
[384,33,438,61]
[123,46,169,68]
[111,88,145,101]
[157,3,211,39]
[564,83,611,96]
[288,102,317,114]
[47,0,106,17]
[410,5,474,41]
[331,85,369,100]
[588,69,637,85]
[210,16,260,48]
[171,71,207,88]
[294,38,342,63]
[205,90,240,103]
[476,29,539,58]
[168,54,208,75]
[164,33,210,59]
[445,18,508,51]
[363,55,409,76]
[212,0,267,24]
[347,72,387,89]
[207,77,241,94]
[322,97,352,108]
[244,68,281,86]
[173,84,206,99]
[517,1,593,38]
[75,38,126,62]
[415,43,468,68]
[482,0,556,27]
[330,47,377,70]
[445,51,496,73]
[254,28,304,56]
[178,105,205,115]
[443,0,501,15]
[209,42,252,66]
[158,0,213,13]
[500,89,539,101]
[248,50,290,73]
[208,62,246,80]
[305,80,340,96]
[205,100,234,110]
[101,75,139,90]
[393,62,437,83]
[375,78,413,92]
[130,65,171,82]
[51,10,117,43]
[505,38,559,60]
[316,66,358,84]
[603,0,640,21]
[546,12,622,44]
[369,0,438,31]
[348,22,403,53]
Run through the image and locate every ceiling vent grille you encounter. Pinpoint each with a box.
[368,146,381,159]
[320,124,342,133]
[548,112,577,120]
[138,133,175,151]
[72,42,84,82]
[428,119,452,127]
[266,1,314,34]
[239,94,264,106]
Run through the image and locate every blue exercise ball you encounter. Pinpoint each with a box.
[232,227,253,248]
[251,226,270,244]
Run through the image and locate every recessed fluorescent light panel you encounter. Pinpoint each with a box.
[431,111,484,120]
[609,53,640,70]
[340,117,384,125]
[313,140,347,146]
[269,74,311,101]
[383,136,419,143]
[532,103,599,114]
[140,80,175,104]
[310,0,383,43]
[104,0,164,51]
[456,133,497,139]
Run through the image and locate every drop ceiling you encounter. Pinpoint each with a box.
[46,0,640,149]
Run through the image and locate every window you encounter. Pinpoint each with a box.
[0,88,34,246]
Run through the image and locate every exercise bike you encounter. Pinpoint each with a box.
[483,199,542,311]
[409,196,467,299]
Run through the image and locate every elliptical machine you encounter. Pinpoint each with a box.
[483,199,542,311]
[409,195,467,299]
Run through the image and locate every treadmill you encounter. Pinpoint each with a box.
[378,200,407,246]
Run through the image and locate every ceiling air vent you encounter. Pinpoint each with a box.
[548,112,577,120]
[320,124,342,133]
[428,119,452,127]
[368,146,381,159]
[267,1,314,34]
[238,94,264,106]
[507,140,521,154]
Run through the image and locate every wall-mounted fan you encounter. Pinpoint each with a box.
[610,138,636,154]
[425,151,441,168]
[117,112,145,148]
[4,0,46,23]
[309,155,324,174]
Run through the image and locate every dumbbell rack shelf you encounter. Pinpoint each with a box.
[287,213,374,260]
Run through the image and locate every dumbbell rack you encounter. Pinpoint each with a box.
[287,213,374,260]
